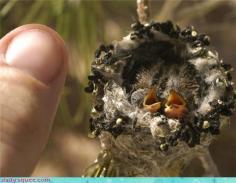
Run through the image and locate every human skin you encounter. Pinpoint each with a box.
[0,25,68,176]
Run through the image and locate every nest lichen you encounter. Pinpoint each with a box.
[84,21,235,176]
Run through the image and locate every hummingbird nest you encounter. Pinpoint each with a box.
[84,21,235,176]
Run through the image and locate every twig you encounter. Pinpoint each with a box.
[137,0,150,24]
[156,0,182,22]
[0,0,17,17]
[176,0,224,24]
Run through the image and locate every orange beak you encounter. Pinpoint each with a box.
[143,88,161,113]
[164,90,188,119]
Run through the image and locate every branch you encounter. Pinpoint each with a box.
[137,0,150,24]
[176,0,224,24]
[156,0,182,22]
[0,0,17,17]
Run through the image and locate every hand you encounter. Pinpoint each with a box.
[0,25,68,176]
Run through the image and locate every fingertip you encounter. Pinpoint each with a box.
[0,24,68,84]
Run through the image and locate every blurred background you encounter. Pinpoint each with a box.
[0,0,236,176]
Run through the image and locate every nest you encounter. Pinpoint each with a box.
[84,21,235,176]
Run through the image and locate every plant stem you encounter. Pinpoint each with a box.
[137,0,150,24]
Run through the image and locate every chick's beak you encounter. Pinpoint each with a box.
[164,90,188,119]
[143,88,161,113]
